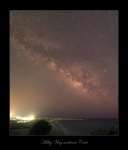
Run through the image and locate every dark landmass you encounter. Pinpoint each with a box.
[91,126,119,135]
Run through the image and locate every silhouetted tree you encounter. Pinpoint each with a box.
[29,120,52,135]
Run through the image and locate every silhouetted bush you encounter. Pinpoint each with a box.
[109,127,118,135]
[29,120,52,135]
[91,126,118,135]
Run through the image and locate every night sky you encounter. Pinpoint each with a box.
[10,10,118,118]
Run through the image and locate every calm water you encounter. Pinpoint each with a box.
[56,118,119,136]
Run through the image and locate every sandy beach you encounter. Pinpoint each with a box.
[49,121,66,136]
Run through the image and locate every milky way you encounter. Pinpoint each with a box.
[10,10,118,118]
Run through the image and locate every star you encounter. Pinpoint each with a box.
[10,10,118,118]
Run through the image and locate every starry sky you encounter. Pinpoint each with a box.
[10,10,118,118]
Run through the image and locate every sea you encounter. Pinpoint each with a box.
[56,118,119,136]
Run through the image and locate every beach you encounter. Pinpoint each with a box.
[49,121,66,136]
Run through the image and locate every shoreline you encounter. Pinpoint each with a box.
[10,118,118,136]
[49,119,119,136]
[49,121,67,136]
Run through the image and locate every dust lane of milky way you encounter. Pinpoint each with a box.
[10,10,118,118]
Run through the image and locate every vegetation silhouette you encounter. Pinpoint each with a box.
[29,120,52,135]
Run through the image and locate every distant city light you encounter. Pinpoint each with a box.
[10,112,13,118]
[29,116,35,120]
[20,117,28,120]
[10,115,35,121]
[16,116,20,119]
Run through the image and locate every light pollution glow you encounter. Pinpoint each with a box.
[10,10,118,118]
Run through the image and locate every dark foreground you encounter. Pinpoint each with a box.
[56,118,119,136]
[10,118,118,136]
